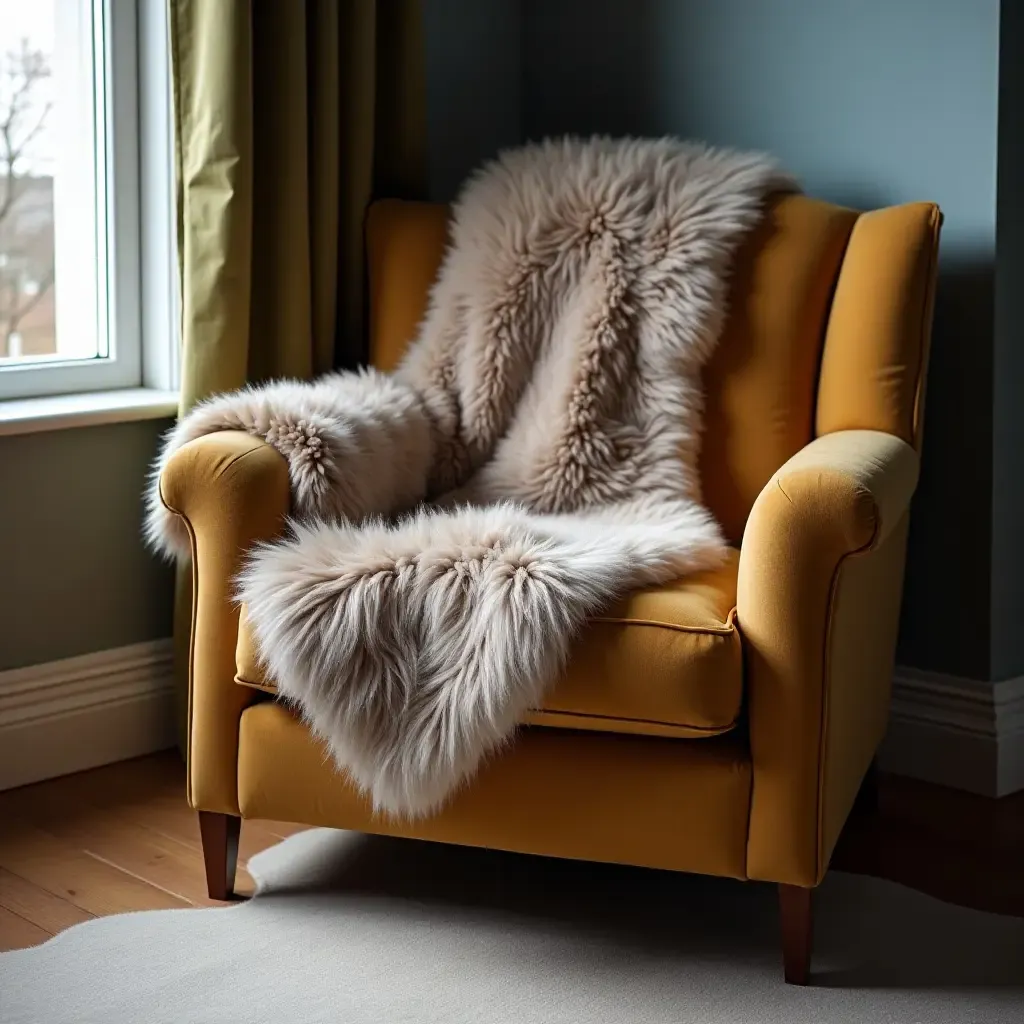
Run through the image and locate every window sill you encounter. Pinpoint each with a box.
[0,388,179,437]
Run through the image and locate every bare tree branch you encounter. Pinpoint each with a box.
[3,263,54,346]
[0,41,54,355]
[10,99,52,163]
[1,42,49,154]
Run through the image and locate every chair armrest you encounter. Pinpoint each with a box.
[160,431,291,815]
[738,429,919,886]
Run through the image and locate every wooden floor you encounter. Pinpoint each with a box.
[0,753,304,952]
[832,770,1024,919]
[1,752,1022,952]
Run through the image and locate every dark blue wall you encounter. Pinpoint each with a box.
[423,0,522,201]
[426,0,1016,679]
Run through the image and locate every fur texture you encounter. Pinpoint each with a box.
[237,498,724,814]
[145,369,432,561]
[147,137,790,817]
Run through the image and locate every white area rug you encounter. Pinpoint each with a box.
[1,828,1022,1023]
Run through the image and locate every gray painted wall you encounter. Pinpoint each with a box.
[522,0,1003,678]
[0,2,514,678]
[3,1,1014,684]
[423,0,522,201]
[0,3,521,678]
[0,420,175,671]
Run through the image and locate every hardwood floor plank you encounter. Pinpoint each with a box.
[52,821,219,907]
[1,775,224,906]
[0,751,291,871]
[0,752,299,905]
[0,906,51,952]
[0,753,182,817]
[0,868,94,935]
[261,820,310,840]
[832,775,1024,918]
[0,821,190,917]
[123,798,292,866]
[1,751,1019,955]
[90,826,217,903]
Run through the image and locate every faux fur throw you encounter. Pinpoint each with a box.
[147,137,789,817]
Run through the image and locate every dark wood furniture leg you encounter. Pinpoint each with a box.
[198,811,240,901]
[853,757,880,818]
[778,883,813,985]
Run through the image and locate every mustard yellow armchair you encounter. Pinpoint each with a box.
[161,194,941,985]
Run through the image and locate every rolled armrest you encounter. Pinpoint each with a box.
[160,431,291,815]
[738,429,919,886]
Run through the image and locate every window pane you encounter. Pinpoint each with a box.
[0,0,103,368]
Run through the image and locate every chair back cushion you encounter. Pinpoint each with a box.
[366,195,939,542]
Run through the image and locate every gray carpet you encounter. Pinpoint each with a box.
[1,827,1022,1023]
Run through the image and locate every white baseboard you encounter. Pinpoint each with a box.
[880,667,1024,797]
[0,639,177,791]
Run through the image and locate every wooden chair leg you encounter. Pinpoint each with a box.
[853,757,880,818]
[198,811,240,901]
[778,883,813,985]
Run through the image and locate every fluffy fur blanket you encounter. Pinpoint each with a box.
[147,137,788,817]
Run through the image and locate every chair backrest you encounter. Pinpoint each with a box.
[366,195,940,543]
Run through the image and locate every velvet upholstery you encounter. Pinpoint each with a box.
[235,551,743,740]
[159,193,942,886]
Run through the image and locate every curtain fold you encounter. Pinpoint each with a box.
[168,0,426,746]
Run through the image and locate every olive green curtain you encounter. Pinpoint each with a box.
[168,0,427,745]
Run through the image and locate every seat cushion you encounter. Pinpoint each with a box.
[234,550,742,740]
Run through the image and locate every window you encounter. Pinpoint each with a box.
[0,0,176,402]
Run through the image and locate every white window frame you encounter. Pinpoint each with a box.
[138,0,178,394]
[0,0,178,403]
